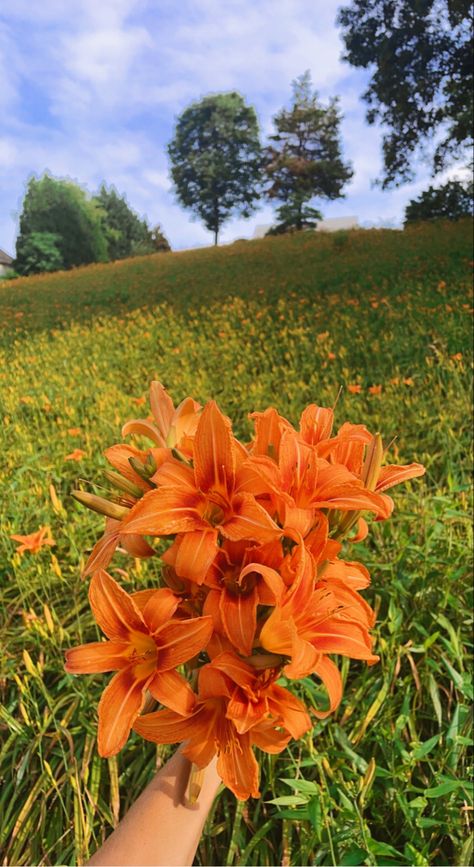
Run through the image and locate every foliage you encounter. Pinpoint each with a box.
[404,180,473,226]
[13,231,64,276]
[132,224,171,255]
[168,92,262,244]
[0,220,472,865]
[337,0,474,187]
[93,185,157,261]
[264,72,352,233]
[15,174,108,275]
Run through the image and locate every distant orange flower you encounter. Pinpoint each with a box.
[67,427,81,436]
[65,448,86,461]
[327,352,336,360]
[451,352,463,361]
[11,526,55,554]
[403,377,414,386]
[368,385,382,395]
[347,384,362,394]
[132,396,146,406]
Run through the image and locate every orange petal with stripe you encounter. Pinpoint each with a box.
[141,588,180,633]
[311,655,343,719]
[173,529,219,583]
[222,493,280,543]
[157,616,213,669]
[97,666,149,756]
[89,570,146,641]
[194,401,236,493]
[219,586,258,656]
[65,640,130,673]
[148,669,196,715]
[121,488,204,536]
[268,683,312,738]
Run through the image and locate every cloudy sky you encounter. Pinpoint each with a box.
[0,0,464,254]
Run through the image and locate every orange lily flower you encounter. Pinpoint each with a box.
[122,380,201,456]
[64,570,213,756]
[11,526,56,554]
[249,428,390,537]
[133,652,310,800]
[260,547,378,715]
[198,539,285,655]
[121,402,280,582]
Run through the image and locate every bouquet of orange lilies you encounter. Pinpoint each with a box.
[65,382,425,800]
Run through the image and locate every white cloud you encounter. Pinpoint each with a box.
[1,0,467,254]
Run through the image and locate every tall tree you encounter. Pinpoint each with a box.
[168,92,261,245]
[404,179,473,225]
[15,174,108,275]
[264,72,353,233]
[93,185,154,260]
[337,0,473,187]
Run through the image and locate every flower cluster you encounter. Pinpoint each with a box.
[65,381,425,799]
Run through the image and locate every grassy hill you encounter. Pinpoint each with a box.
[1,221,472,866]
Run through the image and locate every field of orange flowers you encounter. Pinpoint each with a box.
[1,220,472,866]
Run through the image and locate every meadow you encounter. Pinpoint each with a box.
[0,220,472,866]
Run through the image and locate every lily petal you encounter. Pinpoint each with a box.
[194,401,235,494]
[89,570,146,641]
[97,666,149,756]
[219,586,259,656]
[142,588,180,633]
[148,669,196,715]
[312,656,343,718]
[65,640,130,673]
[157,616,213,669]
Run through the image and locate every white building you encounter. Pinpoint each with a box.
[253,216,359,239]
[0,248,14,276]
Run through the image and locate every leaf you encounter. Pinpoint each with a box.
[411,735,440,759]
[424,779,467,797]
[307,796,322,837]
[280,777,319,796]
[266,795,308,806]
[340,846,369,866]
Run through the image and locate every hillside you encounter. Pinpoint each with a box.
[1,220,472,867]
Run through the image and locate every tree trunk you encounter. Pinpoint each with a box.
[214,227,218,246]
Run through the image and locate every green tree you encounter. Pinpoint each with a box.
[264,72,353,233]
[93,185,155,260]
[404,179,473,225]
[168,92,262,245]
[15,232,64,276]
[15,174,108,275]
[337,0,473,187]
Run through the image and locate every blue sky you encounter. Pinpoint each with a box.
[0,0,467,254]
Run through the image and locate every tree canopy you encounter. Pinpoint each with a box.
[404,179,473,225]
[337,0,473,187]
[93,185,154,261]
[264,72,353,232]
[168,92,262,244]
[15,175,108,275]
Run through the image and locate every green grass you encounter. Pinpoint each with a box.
[1,221,472,866]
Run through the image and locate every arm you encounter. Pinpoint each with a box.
[88,750,221,867]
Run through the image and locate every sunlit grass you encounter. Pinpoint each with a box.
[1,221,472,865]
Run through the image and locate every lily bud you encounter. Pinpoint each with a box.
[245,653,283,670]
[128,457,156,485]
[103,470,144,499]
[362,432,384,491]
[72,490,130,520]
